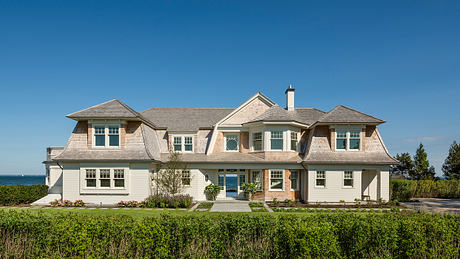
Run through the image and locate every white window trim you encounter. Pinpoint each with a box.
[290,170,299,191]
[251,170,263,191]
[251,132,263,152]
[343,171,354,188]
[171,135,194,153]
[335,130,362,151]
[289,130,300,152]
[269,169,284,191]
[315,171,326,188]
[92,123,121,149]
[269,131,284,151]
[82,168,127,190]
[224,133,240,152]
[181,170,191,186]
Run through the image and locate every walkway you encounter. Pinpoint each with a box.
[210,200,251,212]
[401,198,460,215]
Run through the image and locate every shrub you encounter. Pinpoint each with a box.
[204,183,221,201]
[50,199,86,207]
[241,183,258,200]
[0,184,48,205]
[143,194,192,208]
[390,179,460,201]
[117,200,141,208]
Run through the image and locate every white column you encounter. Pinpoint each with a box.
[379,169,390,202]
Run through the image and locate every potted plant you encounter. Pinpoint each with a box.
[242,182,258,200]
[204,183,221,201]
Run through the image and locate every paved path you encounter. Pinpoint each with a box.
[210,200,251,212]
[401,198,460,214]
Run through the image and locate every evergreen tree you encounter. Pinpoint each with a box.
[413,143,431,180]
[391,153,414,179]
[442,141,460,180]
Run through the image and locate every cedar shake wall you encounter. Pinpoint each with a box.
[330,128,335,151]
[87,122,92,148]
[240,132,249,153]
[212,132,225,153]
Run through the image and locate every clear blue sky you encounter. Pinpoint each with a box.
[0,1,459,176]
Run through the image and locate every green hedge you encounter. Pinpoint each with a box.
[390,180,460,201]
[0,211,458,258]
[0,185,48,205]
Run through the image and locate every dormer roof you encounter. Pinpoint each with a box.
[315,105,385,125]
[244,105,325,126]
[67,99,140,119]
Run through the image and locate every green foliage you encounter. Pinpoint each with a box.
[392,152,415,178]
[204,183,221,201]
[248,202,264,208]
[0,210,458,258]
[442,140,460,180]
[154,151,188,195]
[390,179,460,201]
[414,143,435,180]
[0,184,48,206]
[143,194,192,208]
[197,202,213,209]
[241,182,258,200]
[50,199,85,207]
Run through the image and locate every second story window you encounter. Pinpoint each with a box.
[225,134,239,151]
[290,132,298,151]
[336,130,361,151]
[270,131,283,150]
[172,136,193,152]
[253,132,262,151]
[93,124,120,148]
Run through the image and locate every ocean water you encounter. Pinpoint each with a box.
[0,175,46,186]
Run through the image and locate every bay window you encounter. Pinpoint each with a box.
[290,132,298,151]
[270,131,283,150]
[269,170,284,190]
[253,132,262,151]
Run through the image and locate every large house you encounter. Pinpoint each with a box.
[44,87,396,205]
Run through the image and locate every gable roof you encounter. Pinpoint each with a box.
[67,99,140,119]
[316,105,385,125]
[245,105,325,126]
[140,108,234,131]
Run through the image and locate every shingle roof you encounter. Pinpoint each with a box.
[160,152,302,163]
[140,108,234,131]
[317,105,385,124]
[67,99,140,119]
[245,105,325,126]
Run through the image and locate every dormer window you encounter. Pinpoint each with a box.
[93,124,120,148]
[336,130,361,151]
[270,131,283,150]
[225,134,239,152]
[172,136,193,152]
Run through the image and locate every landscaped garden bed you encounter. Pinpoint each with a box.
[195,202,213,211]
[267,198,403,209]
[249,202,268,212]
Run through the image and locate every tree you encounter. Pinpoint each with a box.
[391,153,415,179]
[413,143,433,180]
[442,141,460,180]
[154,151,188,196]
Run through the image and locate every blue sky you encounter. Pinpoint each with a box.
[0,1,459,176]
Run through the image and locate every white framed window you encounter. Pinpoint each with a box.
[253,132,262,151]
[290,170,299,191]
[85,169,96,188]
[316,171,326,187]
[182,170,191,186]
[93,124,120,148]
[225,134,239,152]
[270,131,283,150]
[344,171,353,187]
[114,169,125,188]
[251,171,263,191]
[172,136,194,152]
[336,130,361,151]
[269,170,284,191]
[218,174,225,190]
[100,169,111,188]
[290,132,298,151]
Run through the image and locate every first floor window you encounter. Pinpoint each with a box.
[94,127,106,146]
[182,170,191,185]
[290,132,298,151]
[218,175,225,190]
[173,137,182,151]
[290,170,299,190]
[86,169,96,187]
[316,171,326,187]
[225,134,239,151]
[114,169,125,187]
[239,174,246,187]
[344,171,353,187]
[100,169,111,187]
[271,131,283,150]
[253,132,262,151]
[251,171,262,191]
[270,170,284,190]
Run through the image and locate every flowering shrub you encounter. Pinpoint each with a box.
[117,200,142,208]
[49,199,86,207]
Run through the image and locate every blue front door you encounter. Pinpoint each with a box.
[225,174,238,198]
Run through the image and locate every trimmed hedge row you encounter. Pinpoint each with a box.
[390,180,460,201]
[0,211,458,258]
[0,185,48,205]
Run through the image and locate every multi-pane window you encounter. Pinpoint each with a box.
[100,169,111,187]
[290,132,298,151]
[181,170,191,186]
[270,170,284,190]
[239,174,246,187]
[251,171,262,191]
[94,127,106,147]
[218,175,225,190]
[290,170,299,190]
[316,171,326,187]
[86,169,96,187]
[225,134,239,151]
[253,132,262,151]
[114,169,125,187]
[173,136,193,152]
[184,137,193,151]
[94,125,120,148]
[336,130,361,151]
[344,171,353,187]
[271,131,283,150]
